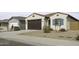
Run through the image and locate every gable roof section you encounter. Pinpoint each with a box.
[26,13,46,18]
[68,15,79,21]
[33,13,46,17]
[46,12,68,17]
[46,12,79,21]
[9,16,26,21]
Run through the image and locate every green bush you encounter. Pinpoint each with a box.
[76,35,79,41]
[43,26,51,33]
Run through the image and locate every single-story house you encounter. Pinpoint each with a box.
[0,19,8,31]
[8,16,26,31]
[25,12,79,31]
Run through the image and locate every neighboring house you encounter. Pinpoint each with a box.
[0,19,8,31]
[8,16,26,31]
[25,12,79,31]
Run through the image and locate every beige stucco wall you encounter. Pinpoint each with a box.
[67,16,79,30]
[25,13,45,30]
[50,13,68,31]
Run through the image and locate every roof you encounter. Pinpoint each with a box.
[0,19,9,23]
[46,12,68,17]
[26,12,79,21]
[9,16,26,21]
[68,15,79,21]
[46,12,79,21]
[26,13,46,18]
[33,13,46,17]
[0,12,79,22]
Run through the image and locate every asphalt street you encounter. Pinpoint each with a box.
[0,30,79,46]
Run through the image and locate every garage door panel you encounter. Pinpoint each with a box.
[28,19,41,30]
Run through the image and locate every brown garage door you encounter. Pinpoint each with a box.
[70,22,79,30]
[28,19,41,30]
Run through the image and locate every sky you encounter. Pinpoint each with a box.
[0,12,31,20]
[0,12,79,20]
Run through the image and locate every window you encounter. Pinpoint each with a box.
[53,18,64,26]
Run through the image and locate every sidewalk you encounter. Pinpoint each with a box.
[0,31,79,46]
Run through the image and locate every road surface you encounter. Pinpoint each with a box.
[0,30,79,46]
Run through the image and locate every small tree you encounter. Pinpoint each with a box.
[43,17,51,33]
[43,26,51,33]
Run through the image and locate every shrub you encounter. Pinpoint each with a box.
[0,28,3,30]
[59,28,66,32]
[43,26,51,33]
[14,27,20,31]
[76,35,79,41]
[49,28,53,31]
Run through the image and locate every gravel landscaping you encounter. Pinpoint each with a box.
[20,30,79,41]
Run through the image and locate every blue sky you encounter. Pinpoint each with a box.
[0,12,79,20]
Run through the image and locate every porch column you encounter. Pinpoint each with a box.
[44,17,50,27]
[25,19,28,30]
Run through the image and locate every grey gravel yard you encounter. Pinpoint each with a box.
[20,30,79,41]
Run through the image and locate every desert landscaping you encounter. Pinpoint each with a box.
[20,30,79,41]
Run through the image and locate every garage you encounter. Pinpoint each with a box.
[28,19,41,30]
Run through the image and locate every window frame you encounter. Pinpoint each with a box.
[53,18,64,26]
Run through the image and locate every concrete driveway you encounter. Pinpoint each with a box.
[0,30,79,46]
